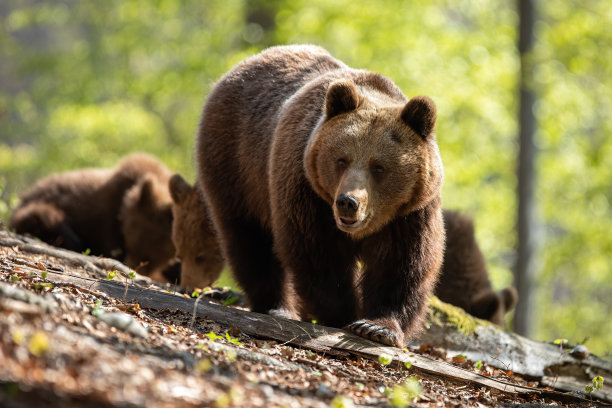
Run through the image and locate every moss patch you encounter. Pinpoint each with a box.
[427,296,492,336]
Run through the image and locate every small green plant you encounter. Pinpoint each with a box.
[585,375,604,393]
[91,299,104,317]
[28,331,50,357]
[106,270,117,280]
[41,270,48,280]
[403,361,412,370]
[10,275,20,281]
[330,395,354,408]
[195,358,212,373]
[81,248,91,255]
[128,270,136,279]
[191,290,200,298]
[389,376,423,407]
[378,353,392,366]
[225,332,243,346]
[206,331,224,342]
[553,338,568,350]
[475,360,483,370]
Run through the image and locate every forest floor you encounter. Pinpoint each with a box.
[0,231,607,408]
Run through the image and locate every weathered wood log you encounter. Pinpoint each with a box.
[419,296,612,402]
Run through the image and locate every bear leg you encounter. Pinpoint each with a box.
[278,237,360,327]
[354,211,443,347]
[217,217,287,314]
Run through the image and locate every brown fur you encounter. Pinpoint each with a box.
[10,153,176,277]
[438,210,518,326]
[119,173,175,278]
[197,45,445,347]
[168,174,224,289]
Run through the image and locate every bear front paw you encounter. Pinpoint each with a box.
[346,319,402,347]
[268,307,300,321]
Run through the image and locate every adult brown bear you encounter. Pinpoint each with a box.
[197,45,445,347]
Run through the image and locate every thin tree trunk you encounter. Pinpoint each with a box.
[514,0,537,336]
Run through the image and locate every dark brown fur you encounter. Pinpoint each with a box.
[10,153,176,277]
[197,45,445,347]
[438,210,518,326]
[169,174,224,289]
[119,172,175,278]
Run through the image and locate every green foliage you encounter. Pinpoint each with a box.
[0,0,609,355]
[224,332,243,347]
[330,395,354,408]
[106,270,117,280]
[585,375,604,393]
[390,377,422,407]
[378,353,392,366]
[205,331,224,342]
[91,299,104,317]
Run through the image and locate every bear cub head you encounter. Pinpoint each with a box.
[169,174,224,289]
[305,79,443,238]
[120,174,176,278]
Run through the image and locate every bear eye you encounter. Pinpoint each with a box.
[372,164,385,174]
[337,158,348,169]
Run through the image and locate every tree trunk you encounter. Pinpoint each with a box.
[514,0,537,337]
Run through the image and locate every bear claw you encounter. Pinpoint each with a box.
[347,320,399,347]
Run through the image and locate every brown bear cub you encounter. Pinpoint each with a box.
[168,174,224,289]
[10,153,176,278]
[437,210,518,326]
[197,45,445,347]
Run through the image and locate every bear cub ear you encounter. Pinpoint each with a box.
[169,174,192,204]
[137,175,157,207]
[325,80,360,119]
[401,95,437,139]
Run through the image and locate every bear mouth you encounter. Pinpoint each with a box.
[336,214,369,232]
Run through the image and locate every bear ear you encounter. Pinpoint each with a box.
[470,291,505,325]
[499,287,518,312]
[401,95,437,139]
[169,174,192,204]
[137,176,156,207]
[325,80,360,119]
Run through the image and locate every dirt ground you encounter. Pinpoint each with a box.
[0,238,604,407]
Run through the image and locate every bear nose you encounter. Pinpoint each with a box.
[336,194,359,216]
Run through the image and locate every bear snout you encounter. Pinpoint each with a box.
[336,194,359,218]
[334,191,369,233]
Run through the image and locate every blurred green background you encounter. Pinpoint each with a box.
[0,0,609,356]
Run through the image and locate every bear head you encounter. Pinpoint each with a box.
[10,201,82,251]
[169,174,224,289]
[119,174,176,277]
[304,79,443,239]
